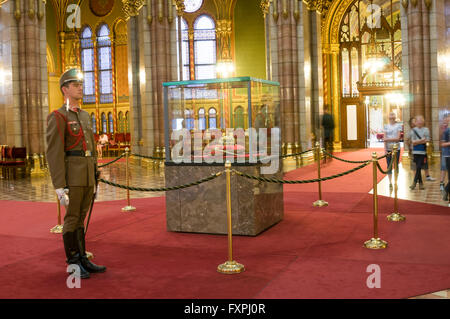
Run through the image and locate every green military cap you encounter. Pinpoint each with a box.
[60,68,84,88]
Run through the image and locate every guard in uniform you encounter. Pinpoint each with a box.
[46,68,106,279]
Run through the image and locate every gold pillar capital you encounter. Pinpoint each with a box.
[174,0,185,16]
[122,0,145,21]
[260,0,271,17]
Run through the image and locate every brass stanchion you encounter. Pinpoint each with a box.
[364,152,388,249]
[313,142,328,207]
[50,194,63,233]
[217,161,245,274]
[121,147,136,212]
[387,144,405,222]
[30,153,45,176]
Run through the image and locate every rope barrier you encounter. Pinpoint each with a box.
[131,153,165,161]
[322,149,392,163]
[233,160,370,184]
[98,153,126,168]
[99,171,223,192]
[280,149,313,158]
[131,150,313,161]
[376,156,394,175]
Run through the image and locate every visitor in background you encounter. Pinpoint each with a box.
[440,113,450,204]
[439,115,448,193]
[407,117,435,181]
[409,115,430,190]
[97,133,108,159]
[322,104,335,163]
[383,112,402,191]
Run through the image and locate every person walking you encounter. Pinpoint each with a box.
[383,112,402,191]
[322,104,335,163]
[440,114,450,204]
[409,115,430,190]
[46,68,106,279]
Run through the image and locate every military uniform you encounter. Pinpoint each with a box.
[46,68,106,278]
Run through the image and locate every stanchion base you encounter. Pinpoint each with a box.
[50,225,63,234]
[364,238,388,249]
[122,206,136,212]
[86,251,94,260]
[387,212,406,222]
[217,260,245,274]
[313,200,329,207]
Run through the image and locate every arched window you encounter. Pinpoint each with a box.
[108,112,114,133]
[97,24,113,104]
[81,26,96,104]
[193,15,216,80]
[208,107,217,129]
[91,113,97,133]
[118,111,124,133]
[176,18,190,81]
[198,108,206,130]
[101,113,107,133]
[125,111,129,133]
[234,106,244,129]
[185,109,194,130]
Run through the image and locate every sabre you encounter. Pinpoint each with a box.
[85,170,100,235]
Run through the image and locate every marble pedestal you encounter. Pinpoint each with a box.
[165,163,284,236]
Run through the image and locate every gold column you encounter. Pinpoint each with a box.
[330,43,342,151]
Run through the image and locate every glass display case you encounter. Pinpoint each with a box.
[163,77,281,164]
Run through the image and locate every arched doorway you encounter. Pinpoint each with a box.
[324,0,404,149]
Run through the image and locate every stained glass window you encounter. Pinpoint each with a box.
[198,108,206,130]
[185,109,194,130]
[91,113,96,133]
[108,112,114,133]
[194,15,216,80]
[176,18,190,80]
[97,24,113,104]
[208,107,217,129]
[81,26,96,104]
[101,113,107,133]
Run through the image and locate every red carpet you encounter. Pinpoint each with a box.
[0,148,449,299]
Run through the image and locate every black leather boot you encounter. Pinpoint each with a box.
[76,227,107,273]
[62,231,90,279]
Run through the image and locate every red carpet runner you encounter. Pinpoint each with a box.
[0,148,449,299]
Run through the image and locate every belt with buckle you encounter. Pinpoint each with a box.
[66,150,92,157]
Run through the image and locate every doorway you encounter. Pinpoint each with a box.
[363,93,405,148]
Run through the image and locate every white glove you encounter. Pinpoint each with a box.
[56,188,69,207]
